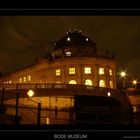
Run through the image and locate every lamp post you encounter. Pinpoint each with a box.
[15,91,19,118]
[14,91,22,124]
[133,80,137,90]
[27,89,41,125]
[120,71,126,88]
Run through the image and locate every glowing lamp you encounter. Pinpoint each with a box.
[133,80,137,85]
[107,92,111,97]
[67,37,70,41]
[120,71,126,77]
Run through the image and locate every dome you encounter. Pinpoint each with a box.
[54,30,97,50]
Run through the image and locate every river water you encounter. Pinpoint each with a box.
[5,106,140,125]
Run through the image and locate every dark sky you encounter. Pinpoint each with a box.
[0,16,140,81]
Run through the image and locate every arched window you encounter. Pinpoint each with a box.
[99,80,106,87]
[56,81,61,84]
[109,69,113,76]
[85,79,93,86]
[69,80,77,84]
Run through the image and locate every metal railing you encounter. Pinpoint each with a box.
[0,83,117,92]
[4,105,138,125]
[20,98,42,125]
[0,84,123,101]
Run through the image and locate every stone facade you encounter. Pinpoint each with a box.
[0,31,119,124]
[0,56,116,89]
[0,31,117,89]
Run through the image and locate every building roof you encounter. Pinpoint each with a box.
[54,30,97,50]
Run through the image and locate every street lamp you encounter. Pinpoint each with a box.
[107,92,111,97]
[121,72,126,77]
[26,89,41,125]
[120,71,126,88]
[133,80,137,90]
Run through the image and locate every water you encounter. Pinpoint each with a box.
[6,106,70,124]
[132,105,140,124]
[5,106,140,125]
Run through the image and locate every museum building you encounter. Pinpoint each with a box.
[0,30,120,121]
[0,30,116,89]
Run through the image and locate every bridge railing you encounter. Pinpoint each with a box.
[0,83,124,98]
[0,83,116,91]
[0,84,17,90]
[1,83,128,94]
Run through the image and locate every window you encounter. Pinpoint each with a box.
[109,69,112,76]
[69,68,75,74]
[110,81,113,89]
[23,77,26,82]
[65,52,71,56]
[84,67,91,74]
[19,78,22,83]
[99,80,106,87]
[69,80,77,84]
[28,75,31,81]
[85,79,93,86]
[56,69,61,76]
[99,68,104,75]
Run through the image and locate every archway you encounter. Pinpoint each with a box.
[99,80,106,87]
[85,79,93,86]
[69,80,77,84]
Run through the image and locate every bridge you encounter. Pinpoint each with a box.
[0,83,132,112]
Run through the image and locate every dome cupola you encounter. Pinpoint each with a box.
[54,30,97,51]
[51,30,97,59]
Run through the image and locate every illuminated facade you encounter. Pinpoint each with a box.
[0,30,116,89]
[0,30,118,117]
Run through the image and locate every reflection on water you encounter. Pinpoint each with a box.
[132,105,140,124]
[133,106,137,113]
[6,106,71,124]
[5,106,140,125]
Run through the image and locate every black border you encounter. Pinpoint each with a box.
[1,8,140,139]
[0,124,140,139]
[0,9,140,16]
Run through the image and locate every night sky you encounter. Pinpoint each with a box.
[0,16,140,83]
